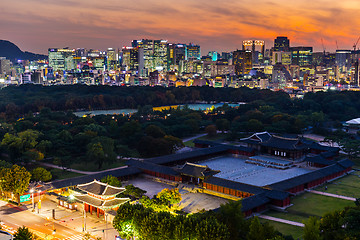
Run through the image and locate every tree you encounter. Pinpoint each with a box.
[247,216,265,240]
[164,135,184,153]
[246,119,264,132]
[120,184,146,199]
[31,167,52,182]
[101,175,121,187]
[218,200,247,239]
[2,165,31,205]
[303,216,322,240]
[205,125,217,137]
[145,125,165,138]
[340,139,360,159]
[157,188,182,205]
[87,142,106,169]
[216,119,230,133]
[13,226,34,240]
[341,207,360,238]
[320,210,345,240]
[195,217,230,240]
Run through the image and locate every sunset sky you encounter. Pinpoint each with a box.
[1,0,360,55]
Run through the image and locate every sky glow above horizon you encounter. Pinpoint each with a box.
[1,0,360,54]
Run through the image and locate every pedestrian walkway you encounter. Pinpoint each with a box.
[25,196,118,240]
[258,215,304,227]
[39,162,128,175]
[307,190,356,201]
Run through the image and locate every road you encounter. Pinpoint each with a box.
[0,202,80,239]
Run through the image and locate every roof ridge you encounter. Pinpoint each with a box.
[271,135,299,141]
[184,162,207,168]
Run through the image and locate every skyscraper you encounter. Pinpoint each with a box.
[106,48,118,70]
[291,47,313,66]
[274,37,290,52]
[186,43,201,60]
[233,50,252,75]
[48,48,75,71]
[153,40,168,71]
[132,39,154,72]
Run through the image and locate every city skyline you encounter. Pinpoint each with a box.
[2,0,360,54]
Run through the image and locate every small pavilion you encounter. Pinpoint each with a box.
[75,180,129,218]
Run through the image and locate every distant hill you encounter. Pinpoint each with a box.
[0,40,47,63]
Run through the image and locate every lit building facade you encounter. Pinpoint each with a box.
[233,50,252,75]
[291,47,313,66]
[186,44,201,60]
[48,48,75,72]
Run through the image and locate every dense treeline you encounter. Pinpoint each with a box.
[0,85,288,117]
[1,85,360,123]
[303,200,360,240]
[113,201,290,240]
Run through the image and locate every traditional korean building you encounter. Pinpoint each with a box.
[174,162,220,184]
[75,180,129,218]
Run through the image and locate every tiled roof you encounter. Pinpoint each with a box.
[305,155,335,166]
[268,159,353,191]
[50,166,141,189]
[77,180,125,196]
[127,159,180,176]
[241,193,270,212]
[309,142,340,152]
[175,162,220,178]
[147,145,229,165]
[75,194,129,208]
[261,135,306,150]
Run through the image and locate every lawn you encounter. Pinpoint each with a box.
[263,192,356,237]
[289,192,355,217]
[260,219,303,240]
[184,140,195,147]
[315,174,360,198]
[50,168,83,180]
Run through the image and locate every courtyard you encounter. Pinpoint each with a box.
[199,155,311,186]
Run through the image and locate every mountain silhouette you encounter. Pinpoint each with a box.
[0,40,47,63]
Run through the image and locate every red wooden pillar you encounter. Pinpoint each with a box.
[97,207,100,218]
[90,205,93,215]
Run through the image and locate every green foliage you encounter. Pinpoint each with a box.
[145,125,165,138]
[205,124,217,137]
[31,167,52,182]
[303,216,322,240]
[119,184,146,199]
[157,188,182,205]
[13,226,34,240]
[320,210,345,240]
[101,175,121,187]
[113,203,231,240]
[1,165,31,204]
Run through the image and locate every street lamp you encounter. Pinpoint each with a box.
[83,209,86,232]
[29,189,34,211]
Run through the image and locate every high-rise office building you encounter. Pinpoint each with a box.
[0,57,11,75]
[242,40,265,63]
[274,36,290,52]
[233,50,252,75]
[48,48,75,71]
[106,48,118,70]
[168,44,186,70]
[291,47,313,66]
[153,40,168,71]
[132,39,154,72]
[186,44,201,60]
[336,50,352,71]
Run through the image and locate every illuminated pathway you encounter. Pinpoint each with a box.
[258,215,305,227]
